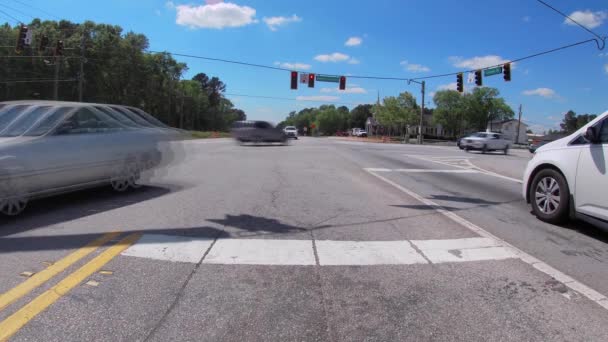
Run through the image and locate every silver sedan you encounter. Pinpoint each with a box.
[0,100,184,216]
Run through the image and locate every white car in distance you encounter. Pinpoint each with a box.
[523,110,607,229]
[283,126,298,139]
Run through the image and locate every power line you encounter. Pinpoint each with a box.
[0,79,76,84]
[0,3,35,20]
[536,0,606,45]
[0,9,21,23]
[150,36,603,83]
[410,38,599,80]
[7,0,61,20]
[147,50,288,72]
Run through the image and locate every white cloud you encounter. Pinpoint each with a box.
[314,52,350,63]
[320,87,367,94]
[400,60,430,73]
[523,88,557,98]
[175,1,258,29]
[273,61,311,70]
[564,10,607,29]
[348,58,360,64]
[449,55,510,70]
[345,37,362,46]
[263,14,302,31]
[296,95,340,102]
[523,16,531,22]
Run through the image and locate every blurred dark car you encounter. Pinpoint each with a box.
[232,121,288,144]
[0,100,182,216]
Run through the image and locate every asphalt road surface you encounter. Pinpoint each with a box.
[1,137,608,341]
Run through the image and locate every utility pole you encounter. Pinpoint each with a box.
[78,33,86,102]
[516,104,523,145]
[53,56,60,100]
[407,79,425,144]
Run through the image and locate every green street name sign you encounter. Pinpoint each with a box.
[484,67,503,77]
[316,74,340,83]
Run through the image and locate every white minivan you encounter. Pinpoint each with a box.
[523,110,608,229]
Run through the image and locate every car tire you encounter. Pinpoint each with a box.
[481,144,488,154]
[529,169,570,224]
[0,177,29,216]
[504,145,510,155]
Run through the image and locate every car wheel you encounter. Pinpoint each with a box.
[481,144,488,154]
[0,178,28,216]
[530,169,570,224]
[504,145,510,155]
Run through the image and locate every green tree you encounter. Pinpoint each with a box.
[432,90,465,137]
[463,87,514,131]
[349,104,373,129]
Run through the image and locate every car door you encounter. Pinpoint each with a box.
[575,118,608,221]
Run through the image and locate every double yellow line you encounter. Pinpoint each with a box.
[0,232,142,341]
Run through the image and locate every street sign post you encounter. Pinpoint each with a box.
[484,67,503,77]
[316,75,340,83]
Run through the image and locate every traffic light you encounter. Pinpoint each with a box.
[308,73,315,88]
[339,76,346,90]
[290,71,298,90]
[503,62,511,82]
[456,73,463,93]
[474,70,482,86]
[55,40,64,56]
[15,24,28,54]
[39,35,49,52]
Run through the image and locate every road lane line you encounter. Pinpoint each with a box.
[0,233,141,341]
[365,169,608,311]
[0,232,120,312]
[404,154,523,183]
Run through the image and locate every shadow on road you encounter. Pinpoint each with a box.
[428,195,501,205]
[208,214,307,235]
[0,185,181,237]
[0,226,228,253]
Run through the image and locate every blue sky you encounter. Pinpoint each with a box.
[3,0,608,132]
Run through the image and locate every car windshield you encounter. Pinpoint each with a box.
[110,106,155,127]
[94,106,140,128]
[470,133,488,138]
[0,106,53,137]
[0,105,30,131]
[127,107,169,128]
[285,126,296,130]
[23,107,74,136]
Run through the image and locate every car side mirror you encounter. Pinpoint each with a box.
[584,126,600,144]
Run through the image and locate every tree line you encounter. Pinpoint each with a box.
[279,87,515,138]
[0,19,245,131]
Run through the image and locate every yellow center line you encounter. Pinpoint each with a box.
[0,232,121,312]
[0,233,142,342]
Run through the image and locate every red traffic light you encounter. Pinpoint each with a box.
[290,71,298,90]
[339,76,346,90]
[308,73,315,88]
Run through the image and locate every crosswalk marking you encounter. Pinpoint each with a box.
[204,239,316,265]
[316,241,427,265]
[121,235,517,266]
